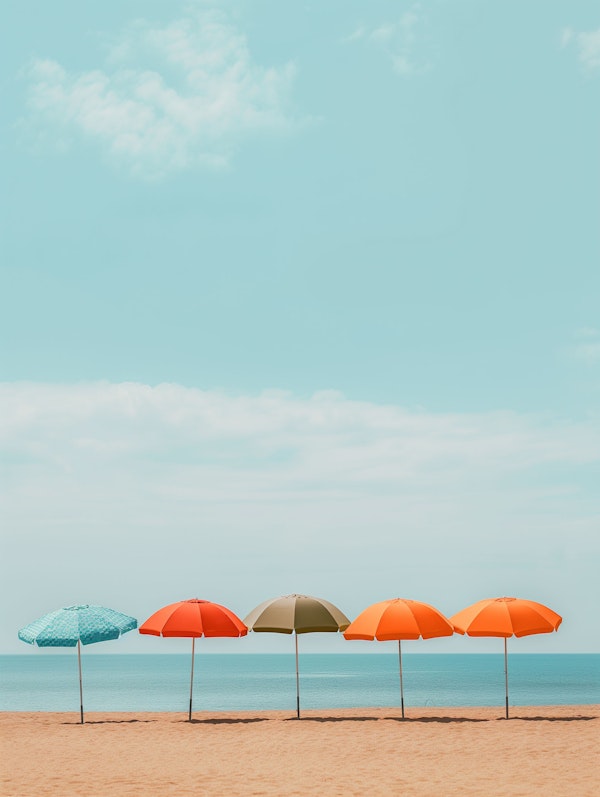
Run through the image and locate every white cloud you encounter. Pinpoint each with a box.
[2,382,598,548]
[2,381,598,479]
[2,382,598,653]
[22,8,301,178]
[345,6,431,76]
[567,328,600,363]
[561,26,600,71]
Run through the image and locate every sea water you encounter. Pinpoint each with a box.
[1,654,598,713]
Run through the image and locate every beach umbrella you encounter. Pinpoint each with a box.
[18,604,137,723]
[343,598,454,718]
[244,594,350,718]
[139,598,247,720]
[450,597,562,719]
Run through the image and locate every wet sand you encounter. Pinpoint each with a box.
[2,705,599,796]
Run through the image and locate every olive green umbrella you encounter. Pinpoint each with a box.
[244,594,350,718]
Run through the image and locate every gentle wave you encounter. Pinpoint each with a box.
[1,653,598,712]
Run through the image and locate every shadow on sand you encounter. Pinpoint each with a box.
[385,716,488,724]
[285,716,379,723]
[509,715,598,722]
[185,717,269,725]
[61,713,598,726]
[62,719,154,725]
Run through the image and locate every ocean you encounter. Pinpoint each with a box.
[1,654,598,713]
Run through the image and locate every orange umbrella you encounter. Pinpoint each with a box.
[450,597,562,718]
[139,598,247,720]
[344,598,454,718]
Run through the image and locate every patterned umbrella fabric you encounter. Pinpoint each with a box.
[18,604,137,647]
[18,604,137,723]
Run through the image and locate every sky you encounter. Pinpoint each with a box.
[1,0,599,655]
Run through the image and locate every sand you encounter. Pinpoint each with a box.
[2,706,599,796]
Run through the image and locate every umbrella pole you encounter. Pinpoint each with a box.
[189,637,196,722]
[295,634,300,720]
[77,640,84,724]
[504,637,509,720]
[398,640,405,719]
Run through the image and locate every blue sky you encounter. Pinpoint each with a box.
[1,1,599,654]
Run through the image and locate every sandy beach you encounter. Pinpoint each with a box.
[2,705,599,796]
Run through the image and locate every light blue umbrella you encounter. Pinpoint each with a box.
[18,604,137,722]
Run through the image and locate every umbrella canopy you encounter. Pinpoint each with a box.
[18,604,137,723]
[244,594,350,718]
[244,593,350,634]
[344,598,454,641]
[139,598,247,638]
[344,598,454,717]
[450,597,562,718]
[139,599,247,720]
[450,597,562,638]
[19,604,137,647]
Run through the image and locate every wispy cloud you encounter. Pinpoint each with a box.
[2,382,598,515]
[561,26,600,71]
[2,381,598,470]
[344,5,432,76]
[21,8,302,179]
[567,328,600,363]
[2,381,598,652]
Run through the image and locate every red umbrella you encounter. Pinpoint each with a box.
[451,597,562,718]
[139,598,247,720]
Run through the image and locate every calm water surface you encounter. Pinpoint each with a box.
[1,654,598,712]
